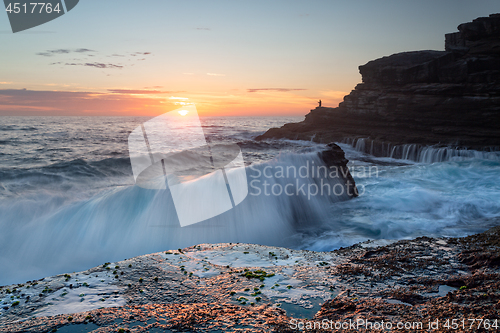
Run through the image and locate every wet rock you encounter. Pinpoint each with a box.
[1,226,500,331]
[319,143,358,197]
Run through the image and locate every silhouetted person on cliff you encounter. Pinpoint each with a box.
[318,100,322,107]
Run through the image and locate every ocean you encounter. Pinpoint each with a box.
[1,116,500,286]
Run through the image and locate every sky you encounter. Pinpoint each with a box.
[0,0,499,116]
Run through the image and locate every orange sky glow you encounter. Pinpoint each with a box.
[0,87,349,116]
[2,1,494,117]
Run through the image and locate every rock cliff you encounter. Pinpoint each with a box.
[257,14,500,153]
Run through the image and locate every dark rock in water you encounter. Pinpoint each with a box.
[320,143,358,197]
[257,14,500,151]
[320,143,349,167]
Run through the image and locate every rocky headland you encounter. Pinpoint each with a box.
[257,14,500,156]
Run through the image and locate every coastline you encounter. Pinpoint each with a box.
[1,220,499,332]
[257,14,500,153]
[2,5,500,333]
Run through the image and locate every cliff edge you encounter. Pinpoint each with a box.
[257,14,500,152]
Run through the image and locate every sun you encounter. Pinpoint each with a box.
[178,110,189,116]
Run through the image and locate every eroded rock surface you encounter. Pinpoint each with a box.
[1,225,499,332]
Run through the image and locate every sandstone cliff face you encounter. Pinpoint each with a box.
[257,14,500,152]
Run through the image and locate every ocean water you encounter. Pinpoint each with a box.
[1,116,500,286]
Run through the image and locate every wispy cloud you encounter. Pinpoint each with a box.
[110,52,152,58]
[108,89,182,94]
[130,52,152,56]
[0,82,13,84]
[169,96,190,106]
[207,73,225,77]
[0,89,178,116]
[39,49,153,70]
[63,62,124,69]
[75,48,95,53]
[196,27,211,31]
[36,48,96,57]
[43,83,70,87]
[247,88,306,93]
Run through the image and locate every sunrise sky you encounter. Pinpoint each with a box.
[1,0,499,116]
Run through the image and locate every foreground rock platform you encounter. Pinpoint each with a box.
[257,14,500,151]
[1,223,499,332]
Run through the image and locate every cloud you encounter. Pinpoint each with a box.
[0,82,13,84]
[43,83,70,87]
[111,52,151,58]
[108,89,182,94]
[247,88,307,93]
[0,89,178,116]
[62,62,123,69]
[36,48,96,57]
[206,73,225,77]
[39,49,151,70]
[75,48,95,53]
[0,88,83,97]
[196,27,210,30]
[183,73,194,75]
[131,52,152,56]
[36,50,69,56]
[169,96,190,106]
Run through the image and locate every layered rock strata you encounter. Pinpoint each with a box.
[257,14,500,152]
